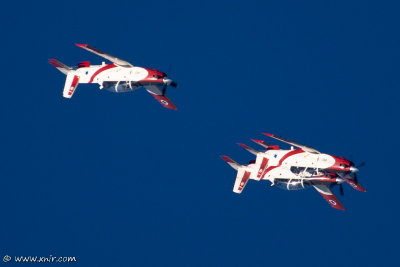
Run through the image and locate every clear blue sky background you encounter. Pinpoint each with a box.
[1,0,399,266]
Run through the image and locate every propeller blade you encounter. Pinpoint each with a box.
[170,81,178,88]
[353,173,358,184]
[339,184,344,196]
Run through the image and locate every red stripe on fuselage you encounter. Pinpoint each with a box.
[261,149,304,179]
[88,64,117,83]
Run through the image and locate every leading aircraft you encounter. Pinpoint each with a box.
[221,133,366,210]
[49,44,179,110]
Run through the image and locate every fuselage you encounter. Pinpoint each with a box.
[49,44,179,110]
[243,148,353,189]
[73,62,166,92]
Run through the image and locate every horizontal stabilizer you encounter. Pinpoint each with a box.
[233,169,251,194]
[220,156,241,170]
[49,59,72,75]
[237,143,259,155]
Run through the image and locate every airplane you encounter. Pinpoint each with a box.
[221,133,366,210]
[49,44,179,110]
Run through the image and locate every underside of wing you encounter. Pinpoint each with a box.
[312,184,345,210]
[145,85,178,110]
[75,44,134,67]
[263,133,320,154]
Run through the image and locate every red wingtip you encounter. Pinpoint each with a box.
[164,104,178,110]
[251,139,264,143]
[344,179,367,192]
[236,143,247,148]
[262,133,274,137]
[75,43,88,47]
[48,59,62,68]
[220,156,233,163]
[358,185,367,192]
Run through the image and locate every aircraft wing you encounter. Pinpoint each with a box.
[312,184,345,210]
[344,178,367,192]
[145,85,178,110]
[75,44,134,67]
[263,133,320,154]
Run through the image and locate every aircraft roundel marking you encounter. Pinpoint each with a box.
[329,200,337,205]
[161,100,169,105]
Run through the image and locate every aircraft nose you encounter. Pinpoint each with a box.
[163,77,172,84]
[349,166,359,172]
[163,78,178,88]
[336,177,345,184]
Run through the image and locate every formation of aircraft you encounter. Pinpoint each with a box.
[221,133,366,210]
[49,44,178,110]
[49,45,367,210]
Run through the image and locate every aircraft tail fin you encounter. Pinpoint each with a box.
[62,72,80,98]
[221,156,252,193]
[49,59,73,75]
[233,169,251,194]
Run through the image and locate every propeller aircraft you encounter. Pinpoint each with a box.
[49,44,178,110]
[221,133,366,210]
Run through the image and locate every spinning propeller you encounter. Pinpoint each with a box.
[162,65,178,95]
[161,78,178,95]
[332,161,365,195]
[161,65,178,95]
[349,161,365,184]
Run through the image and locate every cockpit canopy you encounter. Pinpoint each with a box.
[274,179,309,190]
[290,166,318,176]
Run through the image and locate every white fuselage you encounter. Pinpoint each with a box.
[246,149,336,182]
[75,64,150,84]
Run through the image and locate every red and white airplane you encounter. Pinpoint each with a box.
[49,44,178,110]
[221,133,366,210]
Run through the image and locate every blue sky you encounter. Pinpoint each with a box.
[1,0,399,266]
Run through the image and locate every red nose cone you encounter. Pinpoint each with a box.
[329,156,353,171]
[145,68,165,80]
